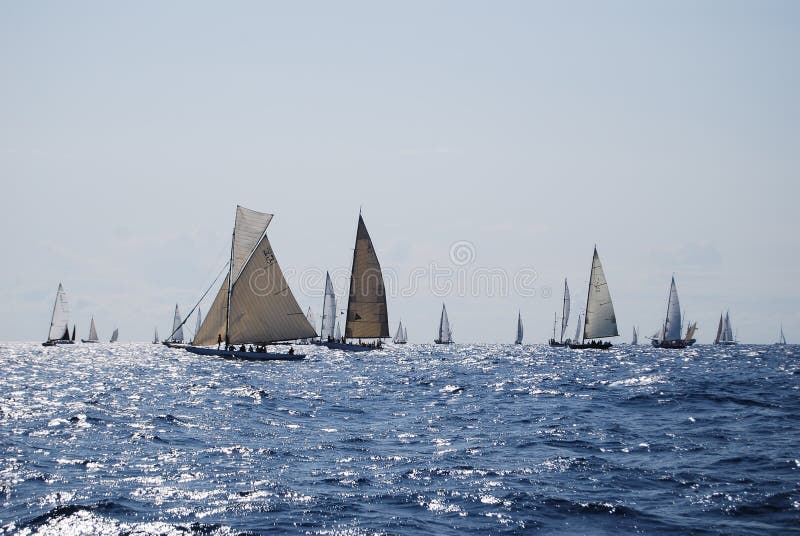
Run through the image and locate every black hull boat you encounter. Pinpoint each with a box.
[651,339,689,349]
[313,340,382,352]
[548,339,568,347]
[42,339,73,347]
[80,340,99,343]
[434,339,453,345]
[184,345,304,361]
[568,340,613,350]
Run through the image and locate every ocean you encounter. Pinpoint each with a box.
[1,342,798,534]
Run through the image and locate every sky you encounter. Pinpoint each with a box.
[1,1,798,344]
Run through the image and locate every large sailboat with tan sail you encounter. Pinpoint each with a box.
[178,205,316,361]
[323,212,390,352]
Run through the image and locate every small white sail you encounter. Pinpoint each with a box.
[724,312,734,342]
[110,328,118,343]
[560,279,570,342]
[87,317,99,342]
[437,303,453,343]
[320,272,337,340]
[153,327,159,344]
[515,311,524,344]
[394,321,404,343]
[663,277,682,341]
[171,304,184,343]
[573,313,582,342]
[582,248,618,340]
[632,326,638,345]
[47,283,70,341]
[402,325,408,343]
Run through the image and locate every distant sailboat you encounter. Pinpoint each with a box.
[631,326,638,345]
[318,272,337,342]
[514,311,523,345]
[713,311,736,345]
[302,307,316,343]
[569,248,618,349]
[194,308,202,340]
[573,312,582,343]
[166,304,184,344]
[434,303,453,344]
[651,276,695,349]
[182,206,314,360]
[777,325,787,345]
[43,283,74,346]
[394,321,408,344]
[323,213,390,352]
[152,327,159,344]
[81,316,100,343]
[549,279,570,346]
[109,328,119,343]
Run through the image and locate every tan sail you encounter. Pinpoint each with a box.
[582,247,618,340]
[345,215,389,339]
[193,279,228,345]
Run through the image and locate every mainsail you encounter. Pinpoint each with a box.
[560,279,570,342]
[632,326,638,345]
[87,317,99,342]
[193,206,316,345]
[724,312,733,342]
[394,321,405,343]
[170,304,184,343]
[780,325,787,345]
[582,248,618,340]
[663,277,682,341]
[47,283,70,341]
[685,322,697,342]
[402,325,407,343]
[345,215,389,339]
[714,314,724,344]
[71,325,76,342]
[438,304,453,343]
[335,321,342,340]
[110,328,118,343]
[515,311,524,344]
[320,272,337,340]
[574,313,582,342]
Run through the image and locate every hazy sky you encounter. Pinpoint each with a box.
[1,1,798,343]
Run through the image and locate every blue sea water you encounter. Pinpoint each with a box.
[0,342,798,535]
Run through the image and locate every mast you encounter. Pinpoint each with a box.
[224,225,235,346]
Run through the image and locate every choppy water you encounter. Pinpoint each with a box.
[1,342,798,535]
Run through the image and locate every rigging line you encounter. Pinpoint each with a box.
[167,260,230,342]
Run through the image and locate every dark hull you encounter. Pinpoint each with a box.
[42,340,74,347]
[81,339,99,343]
[314,340,381,352]
[568,341,613,350]
[548,339,568,347]
[183,345,304,361]
[434,340,453,344]
[714,341,737,346]
[651,339,694,349]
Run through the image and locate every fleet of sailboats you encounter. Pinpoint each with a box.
[434,303,453,344]
[323,213,389,351]
[714,311,736,345]
[569,248,618,349]
[81,316,100,343]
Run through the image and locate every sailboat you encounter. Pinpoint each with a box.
[573,312,582,343]
[514,311,523,344]
[109,328,119,343]
[43,283,74,346]
[152,327,159,344]
[651,276,695,349]
[184,205,316,360]
[322,213,389,352]
[301,307,316,343]
[777,325,787,345]
[434,303,454,344]
[394,321,408,344]
[569,247,618,349]
[713,311,736,345]
[164,304,184,344]
[311,271,338,343]
[81,316,100,343]
[71,324,76,342]
[631,326,638,345]
[549,279,570,346]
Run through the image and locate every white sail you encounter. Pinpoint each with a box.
[573,313,582,342]
[87,317,99,342]
[663,277,682,341]
[171,304,184,343]
[195,308,202,338]
[724,312,734,342]
[320,272,337,340]
[438,304,453,343]
[394,321,404,343]
[402,325,408,343]
[515,312,524,344]
[153,327,159,344]
[335,321,342,340]
[47,283,70,341]
[560,279,570,342]
[582,248,618,340]
[632,326,638,345]
[110,328,118,343]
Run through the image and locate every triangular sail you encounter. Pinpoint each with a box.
[515,312,524,344]
[47,283,70,341]
[345,215,389,339]
[780,325,786,345]
[685,322,697,342]
[632,326,638,345]
[663,277,682,341]
[574,313,582,342]
[320,272,337,340]
[110,328,118,343]
[171,304,184,343]
[71,325,76,342]
[714,314,723,344]
[438,304,452,343]
[560,279,570,342]
[402,325,407,343]
[88,317,99,342]
[582,248,618,340]
[153,327,159,344]
[394,321,404,343]
[724,312,733,342]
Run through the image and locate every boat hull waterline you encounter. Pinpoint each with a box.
[183,345,305,361]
